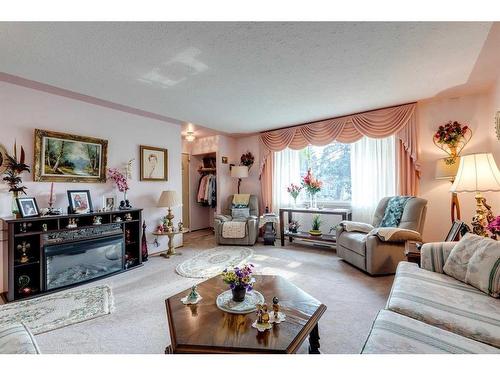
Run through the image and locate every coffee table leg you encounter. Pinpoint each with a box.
[308,323,321,354]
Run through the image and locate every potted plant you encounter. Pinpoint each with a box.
[309,214,322,236]
[221,264,255,302]
[107,167,130,208]
[286,183,302,207]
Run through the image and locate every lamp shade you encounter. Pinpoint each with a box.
[450,153,500,193]
[158,190,180,207]
[435,158,460,180]
[231,166,249,179]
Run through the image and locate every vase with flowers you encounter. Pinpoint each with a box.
[433,121,472,164]
[221,264,255,302]
[301,169,322,209]
[487,216,500,240]
[107,167,130,209]
[2,142,30,216]
[286,183,302,207]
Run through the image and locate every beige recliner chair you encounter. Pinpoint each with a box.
[336,196,427,275]
[214,195,259,245]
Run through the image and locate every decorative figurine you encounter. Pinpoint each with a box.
[261,303,270,324]
[125,229,131,244]
[269,296,286,323]
[114,216,122,223]
[18,275,31,296]
[124,213,133,221]
[166,225,174,234]
[42,223,48,232]
[141,220,149,261]
[156,224,164,233]
[19,223,27,233]
[252,303,272,332]
[66,218,78,228]
[92,216,102,225]
[181,285,203,305]
[16,241,31,264]
[178,222,184,232]
[272,297,280,318]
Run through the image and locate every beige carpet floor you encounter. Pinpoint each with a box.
[35,230,394,354]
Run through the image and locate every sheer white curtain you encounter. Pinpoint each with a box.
[272,148,301,211]
[350,136,396,223]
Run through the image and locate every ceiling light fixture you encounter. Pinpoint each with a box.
[185,131,196,142]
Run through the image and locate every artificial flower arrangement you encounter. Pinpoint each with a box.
[433,121,472,163]
[302,169,323,195]
[107,167,131,208]
[221,264,255,302]
[487,216,500,239]
[2,142,30,215]
[240,151,255,170]
[288,220,300,233]
[286,183,303,205]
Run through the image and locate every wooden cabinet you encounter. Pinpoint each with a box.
[1,209,142,302]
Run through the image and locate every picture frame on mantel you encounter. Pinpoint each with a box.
[34,129,108,183]
[140,145,168,181]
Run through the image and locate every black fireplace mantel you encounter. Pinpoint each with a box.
[1,208,142,302]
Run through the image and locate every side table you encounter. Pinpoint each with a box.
[153,228,189,258]
[404,240,422,265]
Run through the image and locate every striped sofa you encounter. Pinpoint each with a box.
[0,323,40,354]
[362,242,500,354]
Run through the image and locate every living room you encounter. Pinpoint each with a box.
[1,1,500,374]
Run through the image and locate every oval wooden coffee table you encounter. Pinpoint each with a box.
[165,275,327,354]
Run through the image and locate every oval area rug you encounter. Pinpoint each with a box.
[176,246,254,278]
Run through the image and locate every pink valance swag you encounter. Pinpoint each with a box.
[259,103,419,211]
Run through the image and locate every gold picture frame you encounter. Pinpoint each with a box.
[34,129,108,183]
[140,145,168,181]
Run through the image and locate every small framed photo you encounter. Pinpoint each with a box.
[16,197,40,218]
[140,145,168,181]
[102,195,117,211]
[67,190,93,214]
[221,156,228,164]
[445,220,470,242]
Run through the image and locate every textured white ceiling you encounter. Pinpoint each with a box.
[0,22,492,133]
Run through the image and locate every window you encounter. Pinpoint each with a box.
[298,143,351,202]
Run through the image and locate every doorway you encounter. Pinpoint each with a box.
[181,153,190,230]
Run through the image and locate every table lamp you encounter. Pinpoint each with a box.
[158,191,180,229]
[450,153,500,236]
[231,166,248,194]
[435,157,460,222]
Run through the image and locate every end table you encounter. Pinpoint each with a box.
[404,240,422,265]
[153,228,189,258]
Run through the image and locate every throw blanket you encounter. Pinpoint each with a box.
[368,227,422,242]
[232,194,250,207]
[339,221,374,233]
[379,196,413,227]
[222,221,247,239]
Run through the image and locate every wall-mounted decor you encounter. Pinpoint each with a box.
[495,111,500,141]
[34,129,108,183]
[221,156,228,164]
[67,189,93,214]
[16,197,40,218]
[432,121,472,164]
[140,145,168,181]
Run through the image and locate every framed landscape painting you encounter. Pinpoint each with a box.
[140,145,168,181]
[34,129,108,183]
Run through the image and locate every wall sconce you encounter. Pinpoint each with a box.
[185,131,196,142]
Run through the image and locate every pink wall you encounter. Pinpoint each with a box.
[418,89,500,241]
[0,82,182,292]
